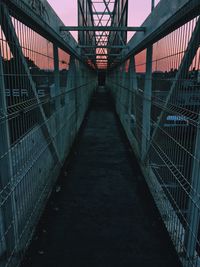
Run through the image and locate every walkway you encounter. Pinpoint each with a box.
[21,87,181,267]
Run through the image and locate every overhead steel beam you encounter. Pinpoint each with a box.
[95,58,120,61]
[79,45,125,48]
[95,34,110,36]
[60,26,146,32]
[85,53,121,56]
[92,1,115,3]
[92,12,110,15]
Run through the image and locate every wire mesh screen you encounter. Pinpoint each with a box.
[150,16,200,267]
[0,3,96,267]
[107,14,200,267]
[133,50,146,152]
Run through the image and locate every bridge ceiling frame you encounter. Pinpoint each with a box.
[77,0,129,69]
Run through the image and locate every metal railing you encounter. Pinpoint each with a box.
[0,2,97,266]
[0,0,200,266]
[107,7,200,267]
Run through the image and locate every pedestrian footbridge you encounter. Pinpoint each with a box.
[0,1,200,267]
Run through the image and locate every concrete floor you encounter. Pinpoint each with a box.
[21,88,181,267]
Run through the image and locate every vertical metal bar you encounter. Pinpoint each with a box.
[67,56,75,90]
[67,56,76,142]
[116,68,120,113]
[73,59,78,134]
[151,0,155,11]
[141,0,155,160]
[129,56,137,127]
[53,45,60,110]
[121,62,127,122]
[141,46,153,160]
[0,51,16,257]
[184,113,200,264]
[127,61,132,129]
[53,45,61,158]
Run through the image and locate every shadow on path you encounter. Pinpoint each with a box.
[21,87,181,267]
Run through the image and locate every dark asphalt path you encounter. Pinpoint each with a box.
[21,88,181,267]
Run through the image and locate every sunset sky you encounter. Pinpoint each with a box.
[47,0,160,40]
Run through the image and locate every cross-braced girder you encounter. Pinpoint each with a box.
[78,0,128,69]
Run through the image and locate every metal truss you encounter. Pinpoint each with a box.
[1,0,200,267]
[77,0,129,69]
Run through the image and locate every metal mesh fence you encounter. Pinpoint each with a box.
[107,14,200,267]
[0,3,96,267]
